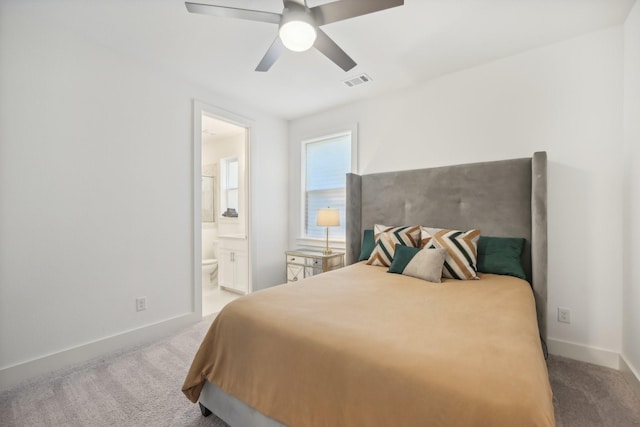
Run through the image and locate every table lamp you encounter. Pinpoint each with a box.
[316,207,340,255]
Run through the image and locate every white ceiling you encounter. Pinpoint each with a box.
[15,0,636,120]
[202,115,245,138]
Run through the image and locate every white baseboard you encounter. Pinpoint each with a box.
[620,354,640,397]
[0,312,200,392]
[547,337,621,369]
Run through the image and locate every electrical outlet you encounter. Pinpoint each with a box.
[136,297,147,312]
[557,307,571,324]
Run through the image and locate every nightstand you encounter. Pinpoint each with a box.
[285,249,345,283]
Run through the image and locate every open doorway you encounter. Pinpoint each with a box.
[194,101,252,317]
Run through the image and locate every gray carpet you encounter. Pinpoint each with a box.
[1,315,639,426]
[549,354,640,427]
[0,315,227,427]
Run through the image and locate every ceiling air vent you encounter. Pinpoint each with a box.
[343,73,372,87]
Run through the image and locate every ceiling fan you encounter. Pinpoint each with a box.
[185,0,404,72]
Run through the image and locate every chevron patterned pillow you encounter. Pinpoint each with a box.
[421,227,480,280]
[366,224,421,267]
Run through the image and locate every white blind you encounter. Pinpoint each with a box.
[304,133,351,239]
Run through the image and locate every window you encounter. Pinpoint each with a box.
[220,157,239,217]
[301,132,352,240]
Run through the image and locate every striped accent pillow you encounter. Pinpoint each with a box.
[366,224,421,267]
[421,227,480,280]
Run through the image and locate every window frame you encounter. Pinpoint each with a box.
[220,156,239,219]
[298,126,358,247]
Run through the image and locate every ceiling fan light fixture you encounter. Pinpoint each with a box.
[279,10,317,52]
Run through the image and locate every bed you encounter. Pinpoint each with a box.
[182,152,553,426]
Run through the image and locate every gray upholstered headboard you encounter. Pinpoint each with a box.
[346,152,548,339]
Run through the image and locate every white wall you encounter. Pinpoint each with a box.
[289,27,625,365]
[251,121,289,291]
[0,4,287,387]
[623,0,640,378]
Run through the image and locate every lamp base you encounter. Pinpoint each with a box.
[323,248,333,255]
[324,227,332,255]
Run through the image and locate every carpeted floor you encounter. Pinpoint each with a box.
[0,315,226,427]
[549,355,640,427]
[1,315,639,427]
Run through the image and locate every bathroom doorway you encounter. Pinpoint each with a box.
[193,101,251,317]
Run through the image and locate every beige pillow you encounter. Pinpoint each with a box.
[388,245,448,283]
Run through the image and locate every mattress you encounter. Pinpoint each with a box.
[182,262,555,427]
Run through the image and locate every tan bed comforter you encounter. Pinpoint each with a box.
[182,262,555,427]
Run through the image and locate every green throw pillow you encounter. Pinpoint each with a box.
[358,229,375,261]
[388,246,448,283]
[476,236,527,280]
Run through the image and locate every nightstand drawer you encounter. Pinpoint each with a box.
[286,255,313,263]
[287,255,324,266]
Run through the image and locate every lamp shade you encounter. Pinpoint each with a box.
[317,208,340,227]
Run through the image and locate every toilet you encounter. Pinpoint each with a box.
[202,258,218,289]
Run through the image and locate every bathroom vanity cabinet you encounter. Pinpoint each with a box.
[218,236,249,294]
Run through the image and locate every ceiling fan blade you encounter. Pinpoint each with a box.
[255,37,287,72]
[185,2,281,25]
[314,28,357,72]
[311,0,404,26]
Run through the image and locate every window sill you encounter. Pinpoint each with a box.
[296,237,346,251]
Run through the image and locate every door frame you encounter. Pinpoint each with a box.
[192,100,253,316]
